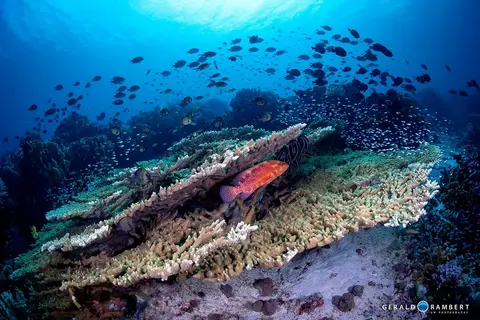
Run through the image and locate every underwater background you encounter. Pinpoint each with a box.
[0,0,479,319]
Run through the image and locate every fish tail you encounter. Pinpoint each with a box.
[219,185,240,203]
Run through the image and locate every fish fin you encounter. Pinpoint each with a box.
[240,191,253,200]
[220,185,239,203]
[231,171,249,185]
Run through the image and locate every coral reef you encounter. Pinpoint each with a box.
[279,82,431,151]
[402,152,480,306]
[225,88,283,130]
[53,112,102,144]
[2,122,442,318]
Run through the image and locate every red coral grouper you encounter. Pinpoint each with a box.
[220,160,289,203]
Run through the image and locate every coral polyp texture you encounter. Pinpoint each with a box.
[8,124,440,317]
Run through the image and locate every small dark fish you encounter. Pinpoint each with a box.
[113,99,124,105]
[160,108,170,116]
[187,48,199,54]
[210,73,221,79]
[198,56,208,63]
[202,51,217,58]
[214,81,227,88]
[129,85,141,92]
[322,25,332,31]
[248,47,259,52]
[370,68,381,76]
[196,63,210,71]
[392,77,403,87]
[44,107,56,116]
[312,43,326,54]
[189,61,200,68]
[363,49,377,61]
[117,86,127,92]
[350,40,359,45]
[275,50,287,56]
[173,60,187,68]
[420,64,428,70]
[348,28,360,39]
[363,38,374,44]
[370,43,393,57]
[131,56,144,63]
[3,137,8,142]
[92,75,102,81]
[459,90,468,97]
[111,76,126,84]
[228,56,237,61]
[231,38,242,44]
[402,84,416,92]
[265,68,276,74]
[253,97,267,107]
[67,98,78,106]
[54,84,64,91]
[448,90,457,94]
[28,104,38,111]
[128,94,136,100]
[73,81,80,86]
[194,96,204,100]
[467,80,479,90]
[445,65,451,72]
[228,46,243,52]
[334,47,347,57]
[316,30,326,35]
[85,82,91,88]
[161,71,171,77]
[97,112,106,121]
[68,92,74,98]
[298,54,310,60]
[115,92,126,98]
[213,60,219,70]
[339,37,350,43]
[146,69,151,75]
[285,75,296,80]
[287,69,301,77]
[249,35,264,44]
[265,47,276,52]
[343,66,352,72]
[415,74,431,84]
[356,67,367,74]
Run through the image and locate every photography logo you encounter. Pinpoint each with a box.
[417,300,429,313]
[382,300,469,315]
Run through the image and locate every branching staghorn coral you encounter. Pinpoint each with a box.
[53,145,439,289]
[6,123,442,319]
[34,124,306,254]
[169,125,269,155]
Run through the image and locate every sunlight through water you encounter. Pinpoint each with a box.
[1,0,324,52]
[131,0,324,31]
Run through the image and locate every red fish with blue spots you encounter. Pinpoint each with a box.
[219,160,289,203]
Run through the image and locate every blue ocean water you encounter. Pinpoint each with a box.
[0,0,479,154]
[1,0,480,319]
